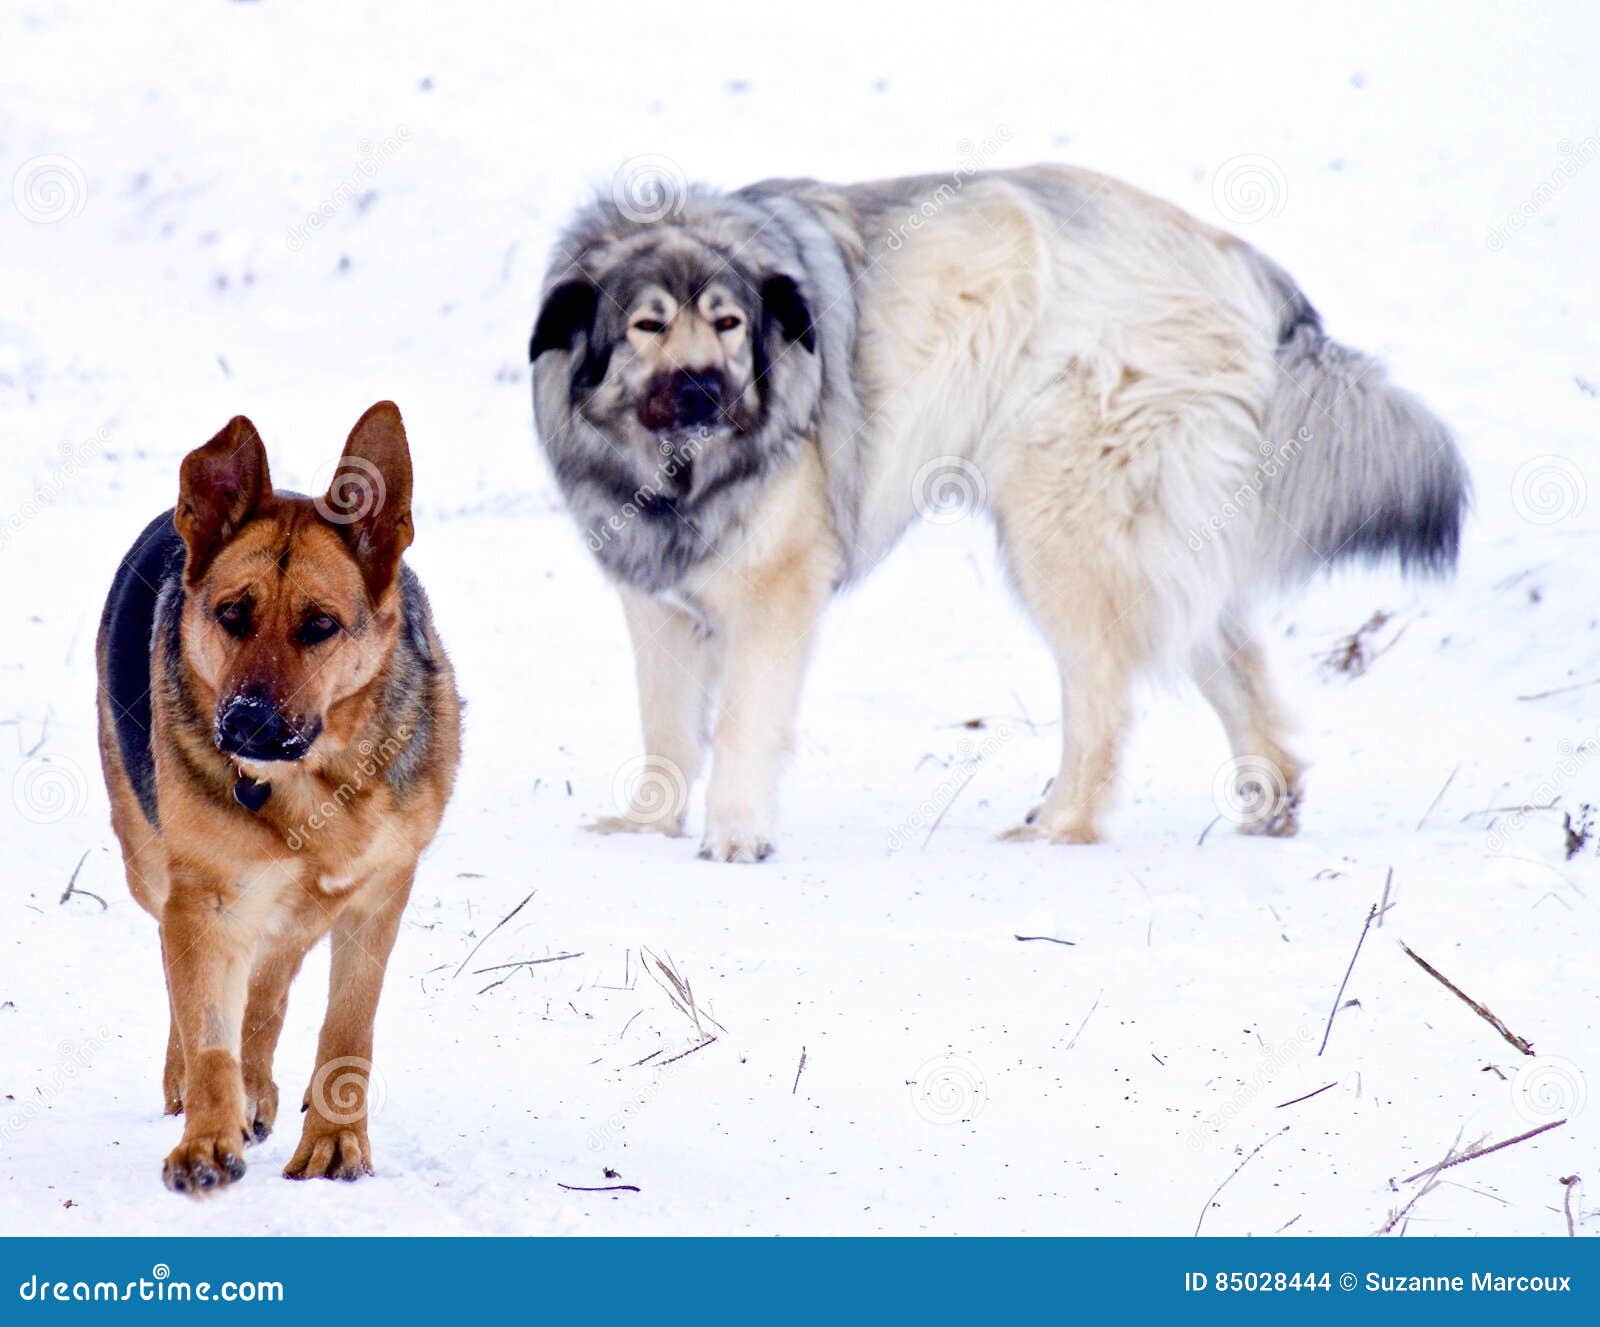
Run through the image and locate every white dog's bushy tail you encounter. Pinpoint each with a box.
[1247,252,1469,583]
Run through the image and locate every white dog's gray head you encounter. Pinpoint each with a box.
[532,193,816,459]
[528,190,824,590]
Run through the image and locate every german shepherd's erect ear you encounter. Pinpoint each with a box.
[175,416,273,587]
[322,400,414,598]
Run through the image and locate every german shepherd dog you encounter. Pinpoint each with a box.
[530,165,1467,861]
[96,402,461,1192]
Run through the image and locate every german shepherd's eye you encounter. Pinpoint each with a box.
[215,600,252,638]
[297,612,343,647]
[713,314,742,333]
[632,318,667,335]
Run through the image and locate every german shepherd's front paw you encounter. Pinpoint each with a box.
[244,1079,280,1143]
[698,825,775,863]
[162,1123,250,1195]
[284,1118,374,1182]
[587,813,685,838]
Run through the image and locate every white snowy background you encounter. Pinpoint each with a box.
[1,0,1596,1236]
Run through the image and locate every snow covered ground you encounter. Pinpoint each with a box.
[1,0,1596,1236]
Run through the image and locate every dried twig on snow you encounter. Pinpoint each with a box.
[453,888,535,978]
[1318,903,1377,1056]
[655,1036,717,1068]
[59,850,107,910]
[1275,1082,1338,1110]
[1064,992,1101,1052]
[472,952,582,974]
[1194,1126,1290,1236]
[1399,1119,1565,1185]
[1379,1129,1464,1235]
[1398,941,1534,1055]
[1375,867,1395,928]
[1417,767,1459,831]
[1517,677,1600,702]
[643,947,727,1038]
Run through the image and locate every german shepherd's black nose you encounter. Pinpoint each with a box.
[216,694,311,763]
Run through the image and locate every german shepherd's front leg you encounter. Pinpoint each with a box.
[240,907,334,1144]
[284,869,413,1181]
[159,863,256,1194]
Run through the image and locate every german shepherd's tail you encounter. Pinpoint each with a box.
[1246,252,1469,584]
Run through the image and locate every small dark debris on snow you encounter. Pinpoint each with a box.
[1321,610,1402,679]
[1564,804,1592,860]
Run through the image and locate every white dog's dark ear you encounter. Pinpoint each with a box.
[761,275,816,352]
[530,280,601,361]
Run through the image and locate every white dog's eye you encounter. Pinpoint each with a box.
[713,315,742,333]
[632,318,666,334]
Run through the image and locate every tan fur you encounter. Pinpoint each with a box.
[845,172,1298,843]
[593,441,840,861]
[96,403,460,1194]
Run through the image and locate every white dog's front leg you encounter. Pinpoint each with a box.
[695,462,838,861]
[699,576,826,863]
[590,588,721,839]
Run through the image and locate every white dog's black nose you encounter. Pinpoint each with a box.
[639,368,726,432]
[672,370,724,427]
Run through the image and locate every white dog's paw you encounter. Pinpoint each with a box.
[587,813,684,839]
[1235,786,1302,838]
[999,805,1101,846]
[698,823,776,864]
